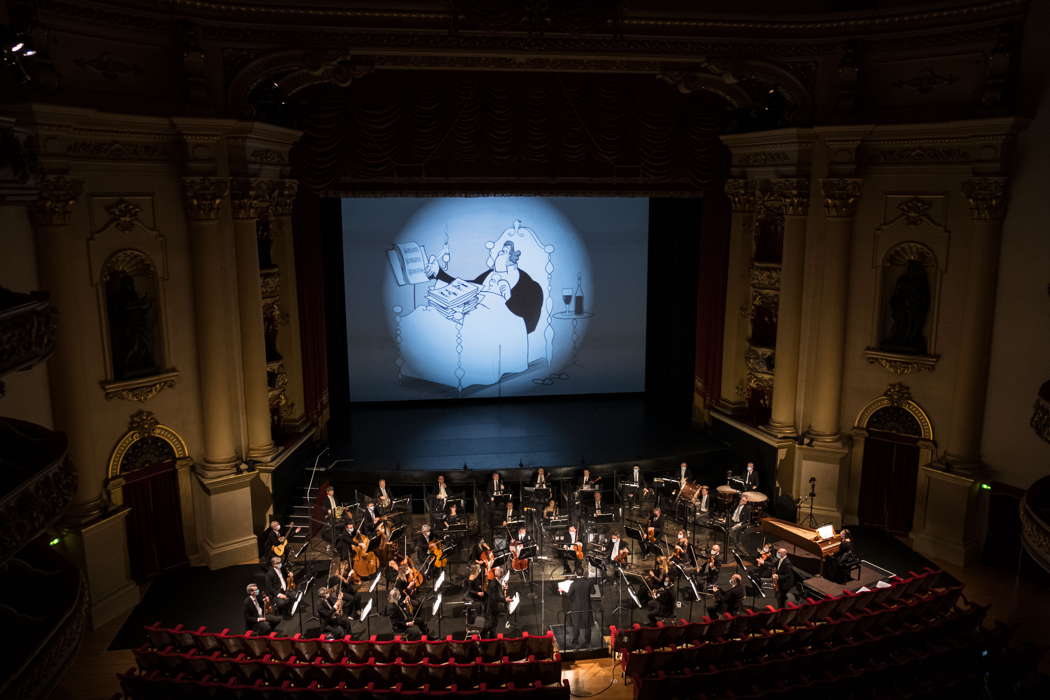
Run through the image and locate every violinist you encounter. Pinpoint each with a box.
[264,556,293,615]
[558,524,585,576]
[607,532,629,569]
[415,524,434,562]
[244,583,282,635]
[329,559,359,595]
[753,543,775,577]
[644,557,674,624]
[701,544,721,588]
[671,529,696,568]
[318,587,353,638]
[643,507,664,557]
[388,587,428,639]
[534,467,548,489]
[465,564,487,604]
[482,566,512,637]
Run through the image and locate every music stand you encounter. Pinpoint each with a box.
[731,548,765,606]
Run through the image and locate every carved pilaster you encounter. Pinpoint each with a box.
[271,179,299,218]
[962,177,1008,222]
[773,178,810,217]
[30,176,83,226]
[725,178,756,213]
[181,177,229,221]
[820,178,863,218]
[230,177,275,220]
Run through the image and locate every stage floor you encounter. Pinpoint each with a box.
[339,395,727,471]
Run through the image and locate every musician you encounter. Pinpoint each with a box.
[501,499,518,527]
[262,520,288,561]
[565,573,595,649]
[482,566,511,637]
[673,530,696,568]
[244,583,282,634]
[698,485,711,514]
[772,548,798,608]
[712,573,745,616]
[465,564,487,604]
[644,556,673,624]
[488,472,505,500]
[579,468,597,491]
[754,543,775,578]
[443,502,462,529]
[701,545,721,587]
[329,559,357,595]
[826,529,858,583]
[512,525,533,548]
[590,491,604,518]
[264,556,293,615]
[534,467,548,488]
[678,462,690,488]
[742,462,760,490]
[558,525,585,576]
[642,507,664,557]
[318,587,353,638]
[729,494,752,547]
[415,524,434,561]
[542,499,559,521]
[335,522,358,561]
[361,501,381,536]
[375,479,394,509]
[601,533,629,581]
[388,587,428,639]
[434,474,450,511]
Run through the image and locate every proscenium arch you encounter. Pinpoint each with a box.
[107,421,190,480]
[854,395,934,442]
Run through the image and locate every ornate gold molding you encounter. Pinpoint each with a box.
[1020,481,1050,575]
[962,177,1008,222]
[260,268,281,301]
[101,370,179,402]
[863,348,939,376]
[104,198,144,232]
[750,263,781,291]
[230,177,275,220]
[181,177,229,221]
[724,178,755,214]
[271,179,299,217]
[820,177,862,218]
[107,410,189,480]
[854,383,934,441]
[30,176,83,226]
[773,178,809,217]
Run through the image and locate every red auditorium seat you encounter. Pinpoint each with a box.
[452,656,481,688]
[373,658,406,686]
[502,633,528,661]
[261,652,290,683]
[449,634,480,662]
[422,659,455,689]
[344,658,373,687]
[399,657,430,688]
[144,622,174,649]
[660,619,688,646]
[345,639,371,663]
[424,635,453,662]
[242,630,270,658]
[370,635,399,663]
[291,632,320,661]
[480,656,512,687]
[507,655,538,688]
[216,628,249,657]
[397,636,426,663]
[705,613,734,640]
[634,622,664,649]
[477,634,503,662]
[318,635,348,662]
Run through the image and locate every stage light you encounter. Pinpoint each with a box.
[49,537,60,546]
[23,49,35,56]
[10,42,24,52]
[979,483,991,491]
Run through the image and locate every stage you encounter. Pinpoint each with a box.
[335,395,729,473]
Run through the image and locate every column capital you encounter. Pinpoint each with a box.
[182,177,230,222]
[962,177,1008,222]
[820,177,863,218]
[270,179,299,218]
[724,178,756,214]
[30,175,83,226]
[773,177,810,217]
[230,177,276,220]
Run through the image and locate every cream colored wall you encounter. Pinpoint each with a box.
[0,205,54,429]
[981,36,1050,489]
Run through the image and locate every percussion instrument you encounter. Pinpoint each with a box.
[743,490,768,521]
[716,484,740,504]
[677,481,701,504]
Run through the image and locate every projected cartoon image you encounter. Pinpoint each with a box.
[384,199,592,397]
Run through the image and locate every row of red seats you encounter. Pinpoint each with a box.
[621,588,978,679]
[632,631,986,700]
[133,647,563,690]
[610,567,955,653]
[144,626,555,664]
[624,599,986,683]
[118,670,571,700]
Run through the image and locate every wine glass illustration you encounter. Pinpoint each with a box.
[561,288,573,315]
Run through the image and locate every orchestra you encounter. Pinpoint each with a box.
[242,460,838,647]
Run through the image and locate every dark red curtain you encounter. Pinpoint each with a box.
[122,460,187,580]
[292,186,329,424]
[859,433,920,535]
[693,181,731,418]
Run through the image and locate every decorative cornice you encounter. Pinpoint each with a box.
[750,263,781,292]
[772,177,810,217]
[724,178,756,213]
[181,177,229,221]
[230,177,275,220]
[864,348,939,376]
[30,176,83,227]
[271,179,299,218]
[101,370,179,402]
[820,177,862,218]
[0,293,57,387]
[962,177,1008,222]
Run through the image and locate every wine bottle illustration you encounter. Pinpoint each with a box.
[573,272,584,316]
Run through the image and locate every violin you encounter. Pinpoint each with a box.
[646,526,657,543]
[406,563,424,591]
[573,542,584,560]
[614,546,630,565]
[286,568,297,591]
[429,540,448,568]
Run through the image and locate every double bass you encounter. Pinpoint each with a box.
[510,540,529,572]
[352,531,379,578]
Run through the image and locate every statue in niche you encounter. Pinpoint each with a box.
[257,217,275,270]
[106,269,160,379]
[264,302,282,362]
[883,260,930,354]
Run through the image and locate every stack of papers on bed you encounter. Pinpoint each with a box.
[427,279,481,319]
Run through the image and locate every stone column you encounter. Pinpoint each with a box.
[29,176,103,519]
[270,179,308,430]
[231,178,278,461]
[716,178,755,413]
[943,177,1008,465]
[764,178,809,437]
[182,177,241,475]
[807,178,863,443]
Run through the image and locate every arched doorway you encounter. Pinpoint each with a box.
[851,385,935,536]
[106,411,192,580]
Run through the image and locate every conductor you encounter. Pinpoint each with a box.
[565,574,595,650]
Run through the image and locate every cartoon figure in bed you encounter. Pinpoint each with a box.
[393,222,551,392]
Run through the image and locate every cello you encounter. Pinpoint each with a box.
[510,540,529,572]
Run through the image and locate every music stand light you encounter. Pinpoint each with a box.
[359,598,373,622]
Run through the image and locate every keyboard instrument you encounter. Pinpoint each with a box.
[759,517,842,559]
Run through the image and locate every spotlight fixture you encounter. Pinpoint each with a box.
[10,42,24,52]
[22,49,35,56]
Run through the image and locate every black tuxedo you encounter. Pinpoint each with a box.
[730,502,752,527]
[715,582,745,616]
[265,566,290,602]
[244,594,281,634]
[361,509,380,536]
[335,528,358,561]
[566,577,594,648]
[481,579,506,637]
[487,478,505,498]
[262,528,286,558]
[415,533,433,560]
[435,266,543,333]
[375,486,394,503]
[742,470,760,490]
[558,532,585,575]
[773,556,798,607]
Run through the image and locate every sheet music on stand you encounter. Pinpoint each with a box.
[290,575,314,616]
[359,598,373,622]
[508,592,521,615]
